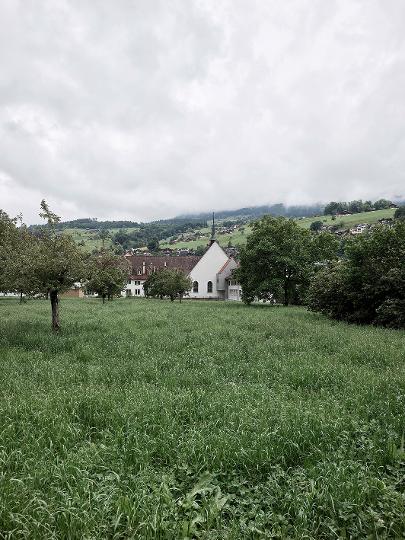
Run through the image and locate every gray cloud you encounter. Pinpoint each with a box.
[1,0,404,223]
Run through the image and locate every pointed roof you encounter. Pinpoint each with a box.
[208,212,216,246]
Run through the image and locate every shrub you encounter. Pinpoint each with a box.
[308,221,405,328]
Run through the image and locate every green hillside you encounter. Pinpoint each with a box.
[160,208,395,250]
[298,208,395,229]
[59,208,396,252]
[65,227,139,252]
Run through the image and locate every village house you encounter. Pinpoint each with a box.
[350,223,368,235]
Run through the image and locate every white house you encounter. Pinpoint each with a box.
[226,277,243,301]
[124,240,241,300]
[350,224,368,235]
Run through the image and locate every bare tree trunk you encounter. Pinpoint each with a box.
[102,294,106,304]
[19,291,24,303]
[50,289,60,331]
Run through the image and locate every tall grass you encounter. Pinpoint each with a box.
[0,298,404,538]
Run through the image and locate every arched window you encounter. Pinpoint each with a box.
[207,281,213,293]
[193,281,199,293]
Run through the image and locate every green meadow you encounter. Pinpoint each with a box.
[297,208,396,230]
[0,298,404,538]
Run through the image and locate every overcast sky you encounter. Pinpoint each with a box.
[1,1,404,224]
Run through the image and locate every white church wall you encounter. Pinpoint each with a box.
[188,242,229,299]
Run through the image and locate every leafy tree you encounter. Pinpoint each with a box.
[363,200,373,212]
[113,229,130,249]
[237,216,338,305]
[308,221,405,328]
[394,206,405,220]
[147,237,160,253]
[348,200,364,214]
[2,222,42,302]
[194,245,207,256]
[309,220,323,232]
[98,228,110,249]
[306,262,351,319]
[86,250,130,303]
[324,201,348,216]
[0,210,19,293]
[144,269,192,302]
[310,230,340,263]
[324,199,396,215]
[35,200,85,331]
[374,199,392,210]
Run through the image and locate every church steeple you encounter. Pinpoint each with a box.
[209,212,216,246]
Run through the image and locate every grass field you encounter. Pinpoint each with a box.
[0,299,404,538]
[297,208,396,230]
[65,228,128,252]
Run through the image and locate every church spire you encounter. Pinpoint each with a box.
[209,212,216,246]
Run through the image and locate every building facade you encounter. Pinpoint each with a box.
[124,241,241,300]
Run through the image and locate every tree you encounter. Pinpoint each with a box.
[113,229,130,250]
[2,222,41,302]
[348,200,364,214]
[307,221,405,328]
[86,250,130,303]
[324,201,348,216]
[147,237,159,253]
[98,228,110,249]
[194,245,207,256]
[394,206,405,221]
[0,210,19,293]
[363,200,373,212]
[309,220,323,232]
[374,198,392,210]
[0,211,43,302]
[35,200,85,331]
[144,269,192,301]
[236,216,338,306]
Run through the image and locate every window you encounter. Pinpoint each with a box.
[207,281,213,293]
[193,281,199,293]
[127,279,132,284]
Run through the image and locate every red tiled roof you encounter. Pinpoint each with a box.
[218,257,239,274]
[126,254,201,279]
[218,259,232,274]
